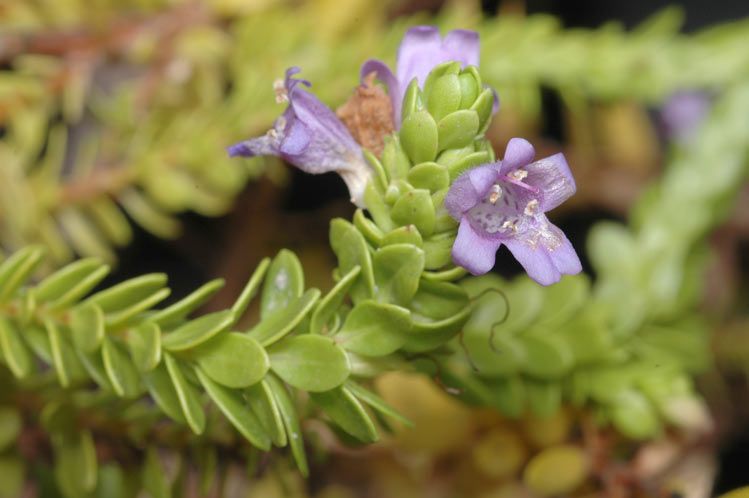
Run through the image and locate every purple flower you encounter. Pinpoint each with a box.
[228,67,371,206]
[444,138,582,286]
[660,90,712,144]
[360,26,481,126]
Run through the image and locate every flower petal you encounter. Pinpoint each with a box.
[396,26,444,91]
[498,137,535,174]
[503,238,560,286]
[452,218,502,275]
[444,164,498,220]
[442,29,480,67]
[278,118,310,156]
[360,59,401,123]
[504,219,581,285]
[524,153,576,212]
[227,134,276,158]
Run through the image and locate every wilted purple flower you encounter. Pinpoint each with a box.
[360,26,481,126]
[444,138,581,286]
[228,67,371,206]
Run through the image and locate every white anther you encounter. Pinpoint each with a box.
[508,169,528,181]
[488,184,502,204]
[501,220,518,232]
[524,199,539,216]
[274,78,288,103]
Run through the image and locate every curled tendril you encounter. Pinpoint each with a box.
[468,287,511,353]
[457,330,479,373]
[405,353,463,396]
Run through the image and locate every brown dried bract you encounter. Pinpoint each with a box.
[336,72,395,157]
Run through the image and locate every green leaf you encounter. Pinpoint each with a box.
[400,110,438,164]
[101,337,142,397]
[70,303,105,353]
[269,335,349,392]
[46,319,85,388]
[106,288,171,328]
[445,150,491,180]
[164,354,205,435]
[311,386,378,443]
[196,368,272,450]
[462,329,525,377]
[406,162,450,192]
[520,334,574,380]
[381,135,411,180]
[485,376,526,418]
[526,380,562,418]
[344,381,413,426]
[535,275,589,327]
[426,73,462,121]
[247,289,320,346]
[162,310,235,352]
[403,304,472,352]
[422,232,455,270]
[438,110,479,151]
[382,226,423,247]
[128,322,162,372]
[0,246,44,303]
[230,258,270,321]
[390,189,436,237]
[75,349,114,391]
[310,266,361,335]
[142,448,171,498]
[150,278,225,328]
[53,430,98,497]
[261,250,304,319]
[400,79,420,122]
[330,219,375,302]
[33,258,106,302]
[363,181,395,231]
[336,300,411,356]
[609,390,661,439]
[458,68,481,109]
[194,332,268,388]
[372,244,425,306]
[47,264,111,310]
[245,380,287,447]
[266,375,308,476]
[411,279,469,320]
[143,363,186,424]
[470,88,495,134]
[0,407,21,452]
[85,274,168,312]
[0,318,34,378]
[353,209,384,246]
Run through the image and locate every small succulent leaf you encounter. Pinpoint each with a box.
[381,135,412,181]
[101,336,143,398]
[609,390,661,439]
[247,289,320,346]
[265,374,308,476]
[150,278,225,328]
[47,265,111,310]
[422,232,456,270]
[46,319,85,388]
[485,376,526,418]
[526,380,562,418]
[261,250,304,319]
[437,109,479,151]
[335,300,411,357]
[196,368,272,450]
[363,182,395,232]
[53,430,98,497]
[34,258,105,302]
[161,310,235,352]
[75,349,114,391]
[0,407,22,452]
[458,70,481,109]
[105,287,171,328]
[230,258,270,322]
[353,209,384,245]
[0,318,34,378]
[372,244,425,306]
[402,304,472,352]
[390,189,436,237]
[164,354,205,434]
[0,246,45,302]
[470,88,495,133]
[245,380,287,447]
[310,265,361,335]
[128,322,162,372]
[330,219,376,303]
[426,72,462,121]
[520,334,574,380]
[382,226,424,247]
[344,381,413,426]
[84,274,168,313]
[446,150,491,180]
[407,162,450,192]
[535,275,590,327]
[269,335,349,392]
[142,448,171,498]
[194,332,269,388]
[70,303,105,353]
[310,386,378,443]
[400,79,420,122]
[400,110,438,164]
[410,279,469,320]
[143,363,186,424]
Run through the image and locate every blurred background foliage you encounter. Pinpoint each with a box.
[1,0,749,497]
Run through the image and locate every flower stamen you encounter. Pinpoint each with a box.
[508,169,528,181]
[488,184,502,204]
[274,78,289,103]
[524,199,539,216]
